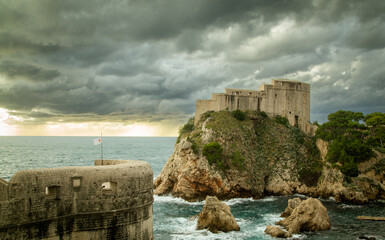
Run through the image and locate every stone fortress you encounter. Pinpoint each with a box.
[195,79,314,134]
[0,160,153,240]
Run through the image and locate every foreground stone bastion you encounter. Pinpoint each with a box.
[0,159,153,240]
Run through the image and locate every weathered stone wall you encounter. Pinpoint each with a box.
[0,160,153,240]
[0,178,7,201]
[195,79,313,134]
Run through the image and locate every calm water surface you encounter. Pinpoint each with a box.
[0,136,384,240]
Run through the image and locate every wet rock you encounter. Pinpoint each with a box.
[276,198,330,234]
[280,197,302,217]
[196,196,240,233]
[264,225,292,238]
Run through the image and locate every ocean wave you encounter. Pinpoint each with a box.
[223,196,278,205]
[257,196,278,202]
[223,197,255,205]
[154,195,204,205]
[317,196,337,203]
[170,227,267,240]
[293,193,308,199]
[340,203,362,209]
[262,213,283,225]
[155,195,278,206]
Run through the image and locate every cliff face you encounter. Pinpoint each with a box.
[154,111,385,203]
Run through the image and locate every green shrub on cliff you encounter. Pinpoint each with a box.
[179,117,194,134]
[203,142,224,166]
[177,117,195,143]
[258,111,268,118]
[340,159,359,177]
[231,150,245,169]
[273,115,290,127]
[232,109,246,121]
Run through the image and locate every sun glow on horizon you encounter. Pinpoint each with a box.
[0,118,179,137]
[0,108,17,135]
[0,106,182,137]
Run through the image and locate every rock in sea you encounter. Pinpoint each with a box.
[196,196,240,233]
[276,198,331,234]
[264,225,292,238]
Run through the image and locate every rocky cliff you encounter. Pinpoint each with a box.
[154,111,385,203]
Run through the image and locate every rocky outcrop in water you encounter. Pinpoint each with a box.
[154,111,385,203]
[264,225,292,238]
[280,197,301,218]
[276,198,331,234]
[196,196,240,233]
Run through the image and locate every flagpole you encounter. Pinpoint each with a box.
[100,132,103,160]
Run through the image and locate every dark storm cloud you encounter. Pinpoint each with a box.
[0,60,60,81]
[0,0,384,128]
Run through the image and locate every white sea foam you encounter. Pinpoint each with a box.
[257,196,278,202]
[293,193,308,199]
[223,196,278,205]
[170,227,262,240]
[292,233,307,239]
[224,197,255,205]
[340,203,362,209]
[262,213,283,225]
[154,195,204,205]
[318,196,337,202]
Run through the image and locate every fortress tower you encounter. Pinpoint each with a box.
[195,79,314,134]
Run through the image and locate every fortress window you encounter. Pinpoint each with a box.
[102,181,117,195]
[72,177,82,188]
[275,94,277,98]
[45,185,61,200]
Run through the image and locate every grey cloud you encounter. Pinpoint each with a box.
[0,32,62,54]
[0,60,60,81]
[343,20,385,50]
[0,0,384,129]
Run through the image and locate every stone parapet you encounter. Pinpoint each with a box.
[0,160,153,240]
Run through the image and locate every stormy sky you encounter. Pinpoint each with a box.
[0,0,384,136]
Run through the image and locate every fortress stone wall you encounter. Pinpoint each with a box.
[195,79,314,134]
[0,178,7,202]
[0,160,153,240]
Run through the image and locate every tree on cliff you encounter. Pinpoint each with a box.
[364,112,385,148]
[316,110,385,177]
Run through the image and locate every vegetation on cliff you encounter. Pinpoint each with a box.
[190,110,322,184]
[155,110,323,201]
[154,109,385,203]
[316,110,385,177]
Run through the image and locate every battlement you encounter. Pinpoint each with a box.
[195,79,314,134]
[0,160,153,240]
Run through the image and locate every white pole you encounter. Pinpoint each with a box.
[100,132,103,160]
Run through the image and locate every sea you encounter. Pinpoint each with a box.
[0,136,384,240]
